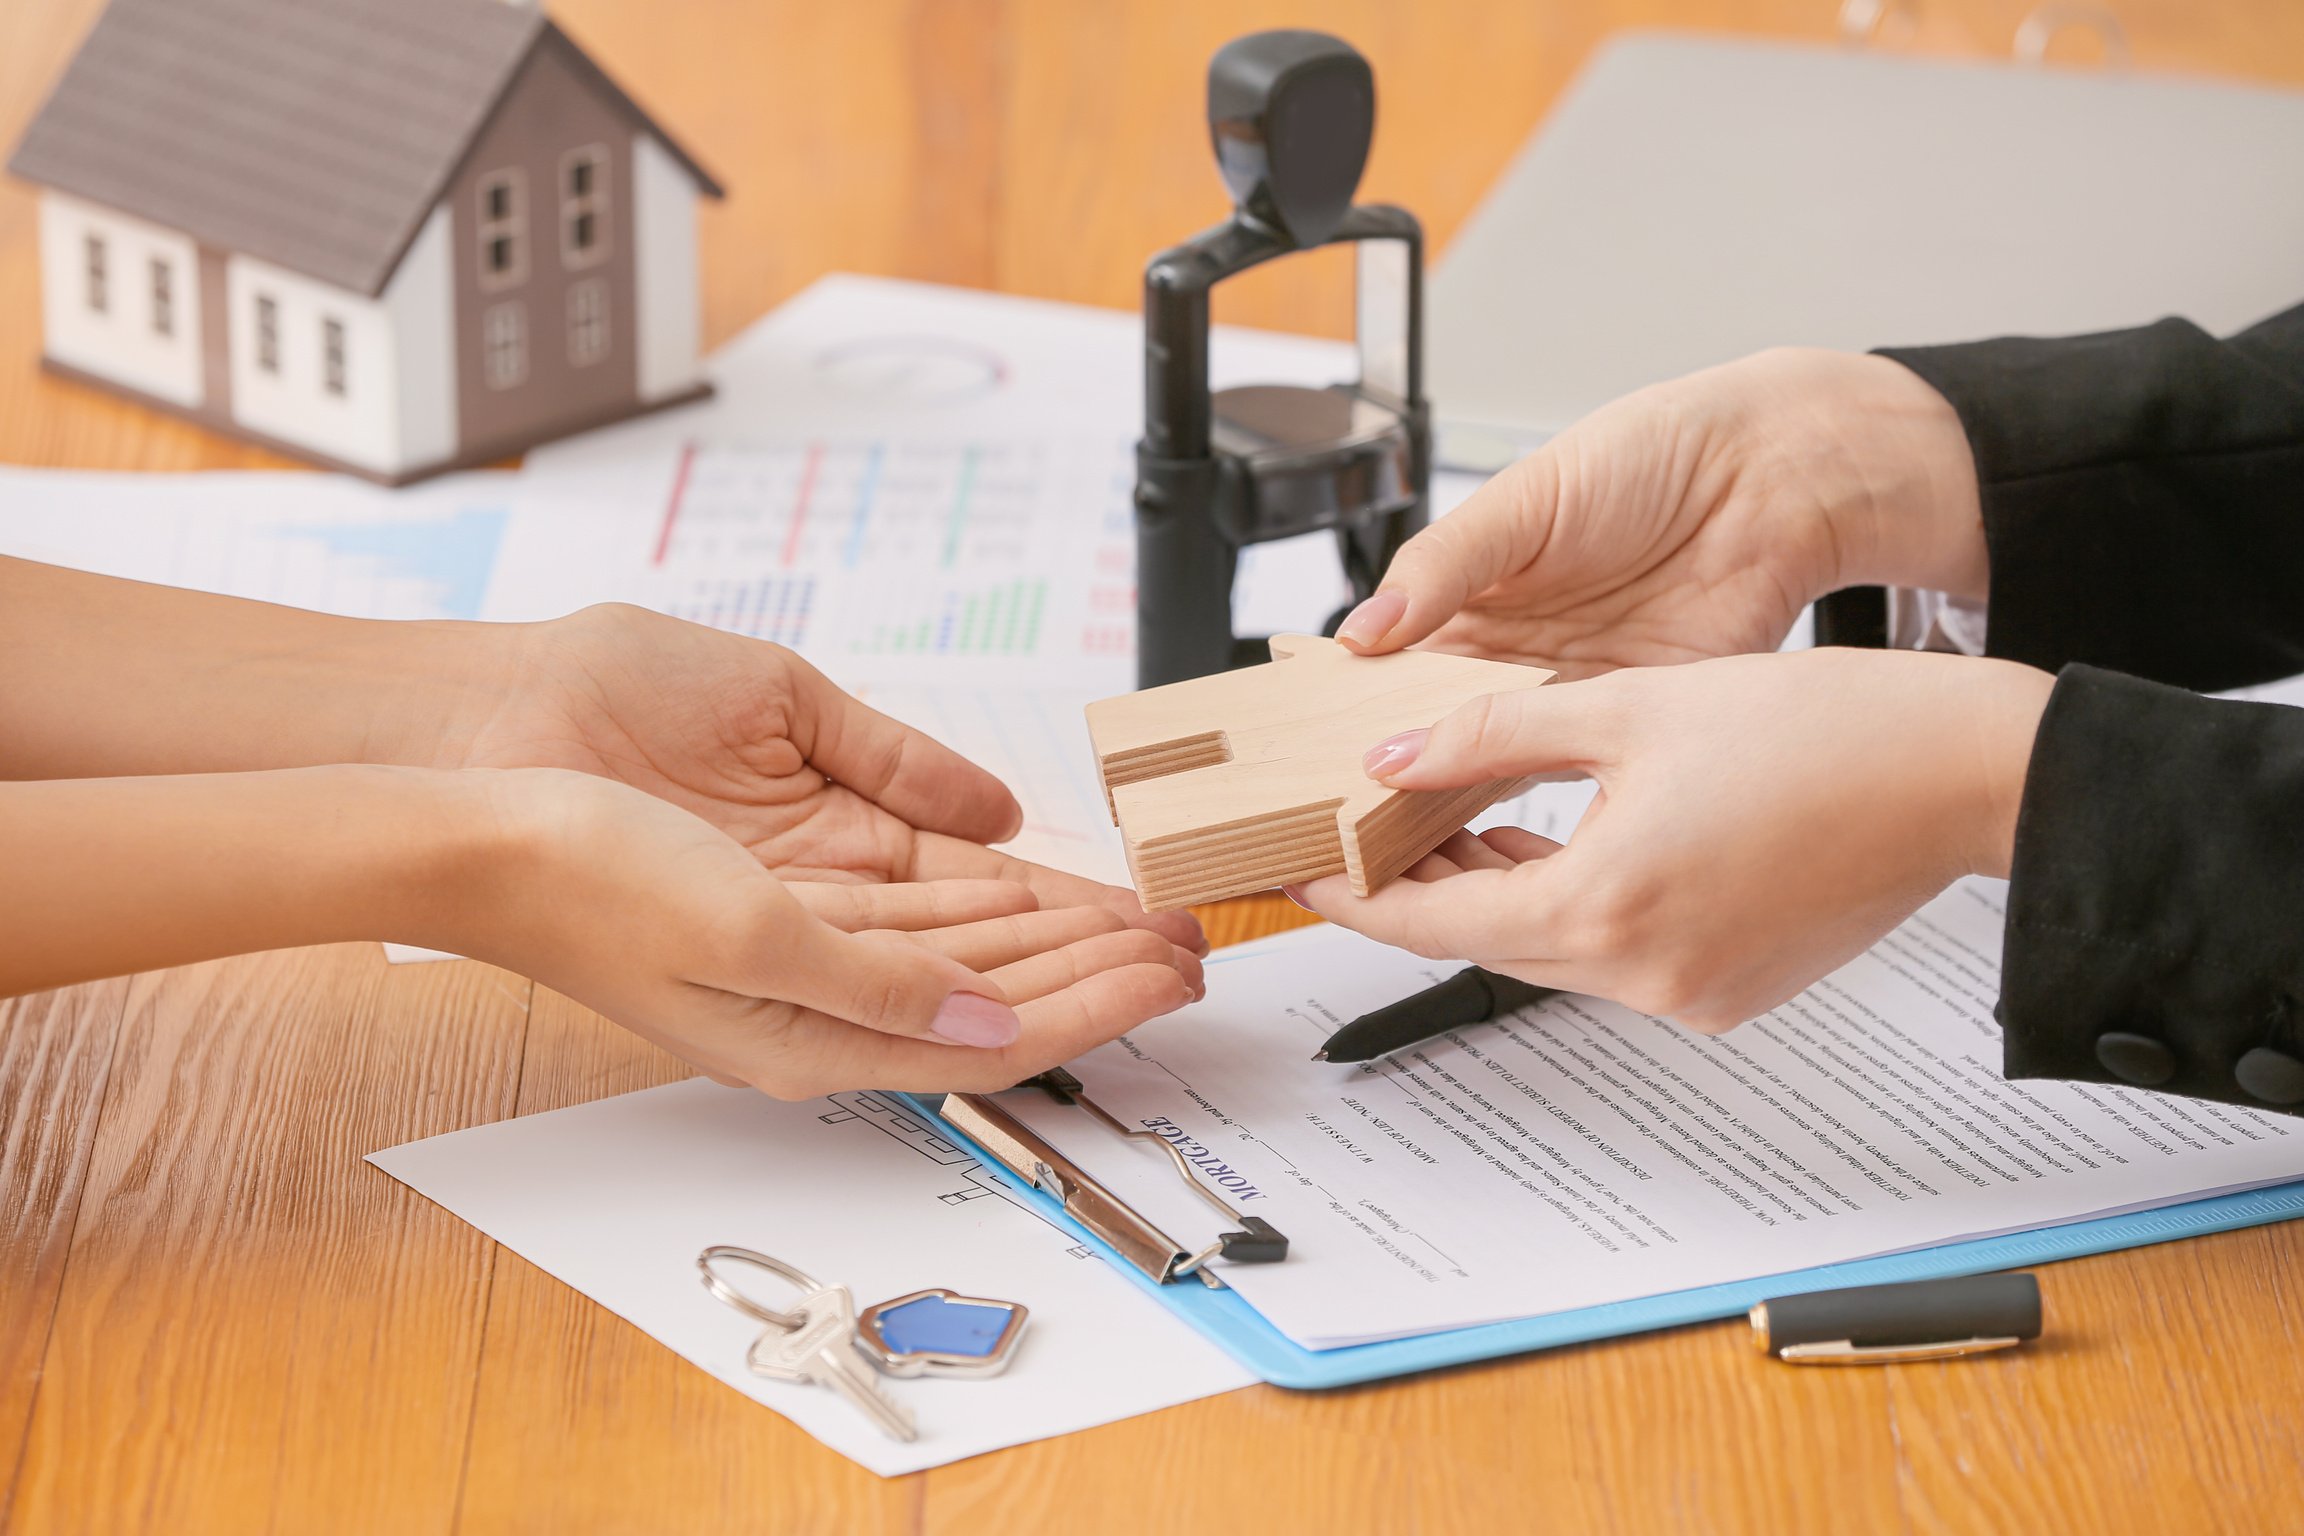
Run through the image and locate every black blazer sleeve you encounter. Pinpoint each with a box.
[2000,667,2304,1112]
[1878,302,2304,690]
[1872,308,2304,1115]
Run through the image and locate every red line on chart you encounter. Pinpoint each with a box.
[781,440,825,569]
[652,441,698,567]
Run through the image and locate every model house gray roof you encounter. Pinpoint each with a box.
[7,0,723,298]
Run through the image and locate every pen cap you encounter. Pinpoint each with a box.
[1750,1273,2042,1353]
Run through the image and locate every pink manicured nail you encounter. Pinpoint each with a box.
[1362,729,1427,779]
[1335,589,1406,649]
[1280,884,1310,911]
[930,992,1021,1048]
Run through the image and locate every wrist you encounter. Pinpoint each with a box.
[335,619,534,770]
[364,765,541,951]
[1949,660,2056,880]
[411,765,629,968]
[1753,350,1986,600]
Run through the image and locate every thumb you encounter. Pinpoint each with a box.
[1334,452,1559,654]
[1363,678,1623,791]
[773,915,1023,1048]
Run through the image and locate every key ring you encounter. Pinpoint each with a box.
[698,1244,818,1330]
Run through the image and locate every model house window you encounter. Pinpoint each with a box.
[83,233,107,313]
[566,279,608,366]
[149,257,173,337]
[322,317,347,396]
[255,293,280,372]
[477,169,527,291]
[560,145,608,268]
[483,301,527,389]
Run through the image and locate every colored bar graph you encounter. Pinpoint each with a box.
[939,446,979,568]
[669,575,814,648]
[857,578,1047,657]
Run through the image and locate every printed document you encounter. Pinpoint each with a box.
[369,1080,1253,1476]
[1002,880,2304,1349]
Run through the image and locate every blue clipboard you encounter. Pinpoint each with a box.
[902,1092,2304,1389]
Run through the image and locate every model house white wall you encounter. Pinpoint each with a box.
[384,206,458,469]
[226,252,395,473]
[222,207,455,477]
[38,191,203,408]
[632,131,702,404]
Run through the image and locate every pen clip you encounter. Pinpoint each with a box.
[1772,1335,2025,1365]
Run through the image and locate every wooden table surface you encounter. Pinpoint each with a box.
[6,2,2303,1531]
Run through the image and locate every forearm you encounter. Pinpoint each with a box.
[0,556,514,779]
[1770,350,1989,602]
[0,764,503,996]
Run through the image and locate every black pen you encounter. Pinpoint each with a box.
[1312,966,1558,1063]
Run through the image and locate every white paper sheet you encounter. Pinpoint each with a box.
[0,464,514,620]
[524,273,1356,465]
[502,274,1386,680]
[857,683,1130,886]
[367,1080,1253,1475]
[1005,882,2304,1349]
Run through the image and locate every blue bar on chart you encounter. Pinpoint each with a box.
[670,574,816,648]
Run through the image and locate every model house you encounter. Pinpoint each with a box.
[7,0,724,483]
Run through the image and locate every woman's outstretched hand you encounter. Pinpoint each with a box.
[451,767,1203,1097]
[1295,650,2052,1033]
[1335,349,1984,677]
[438,602,1205,957]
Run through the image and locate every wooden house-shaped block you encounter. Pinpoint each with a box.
[7,0,725,483]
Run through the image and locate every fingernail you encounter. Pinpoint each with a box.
[1336,589,1406,650]
[1362,729,1427,780]
[930,992,1021,1048]
[1280,884,1310,911]
[1176,949,1207,1000]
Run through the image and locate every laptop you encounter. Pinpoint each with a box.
[1428,32,2304,463]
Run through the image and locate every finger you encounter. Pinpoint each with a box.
[1368,677,1625,792]
[1436,829,1517,872]
[909,832,1210,955]
[1478,826,1566,864]
[1295,861,1572,965]
[785,880,1038,932]
[980,926,1203,1006]
[742,904,1024,1049]
[887,905,1130,972]
[971,961,1202,1079]
[1401,849,1467,882]
[721,963,1200,1099]
[783,655,1024,843]
[1334,452,1558,653]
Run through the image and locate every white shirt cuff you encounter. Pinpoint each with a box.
[1884,586,1989,656]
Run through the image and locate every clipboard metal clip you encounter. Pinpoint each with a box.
[941,1068,1290,1289]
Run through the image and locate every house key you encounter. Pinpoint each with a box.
[746,1283,918,1443]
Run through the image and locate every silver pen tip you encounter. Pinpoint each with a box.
[1309,1049,1329,1062]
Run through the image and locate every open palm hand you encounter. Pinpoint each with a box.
[443,603,1204,951]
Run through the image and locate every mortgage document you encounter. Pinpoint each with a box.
[1000,879,2304,1350]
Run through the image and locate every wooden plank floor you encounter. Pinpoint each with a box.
[4,1,2303,1531]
